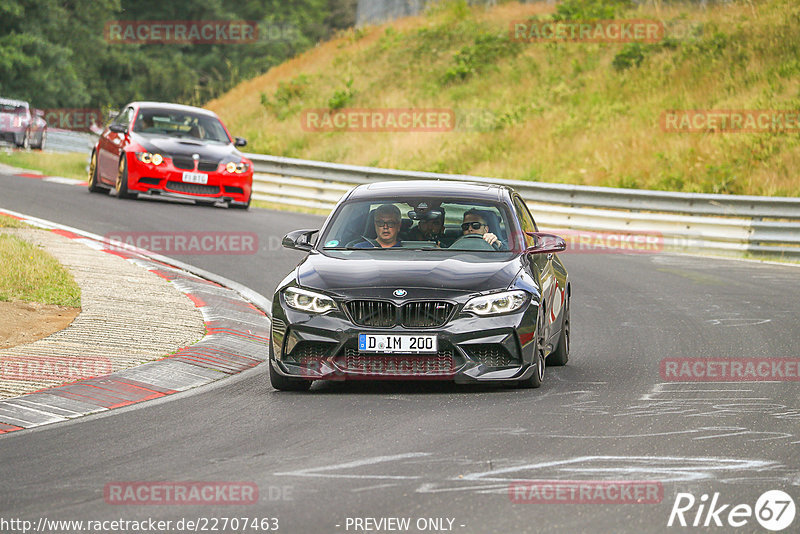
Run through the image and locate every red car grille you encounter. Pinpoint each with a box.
[166,181,220,195]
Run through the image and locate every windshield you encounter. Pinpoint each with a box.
[132,109,231,143]
[0,104,26,114]
[319,198,521,254]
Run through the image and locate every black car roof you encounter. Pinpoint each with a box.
[130,101,218,117]
[346,180,510,202]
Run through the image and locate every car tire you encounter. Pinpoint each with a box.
[18,130,30,150]
[115,156,135,199]
[547,295,570,367]
[35,129,46,150]
[518,307,545,388]
[269,361,313,391]
[88,151,106,193]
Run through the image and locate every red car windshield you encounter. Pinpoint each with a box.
[133,109,231,143]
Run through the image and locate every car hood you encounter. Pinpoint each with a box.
[296,252,521,296]
[132,134,242,161]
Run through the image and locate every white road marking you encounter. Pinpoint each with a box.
[275,452,431,480]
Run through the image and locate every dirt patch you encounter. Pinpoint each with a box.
[0,301,80,349]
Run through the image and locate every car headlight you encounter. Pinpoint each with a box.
[283,287,337,313]
[463,290,528,316]
[225,161,249,173]
[135,152,163,165]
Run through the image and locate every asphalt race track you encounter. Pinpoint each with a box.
[1,171,799,533]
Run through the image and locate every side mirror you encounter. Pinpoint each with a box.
[524,232,567,255]
[234,137,247,147]
[109,123,127,134]
[282,229,319,252]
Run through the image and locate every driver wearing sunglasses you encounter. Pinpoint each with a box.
[354,204,403,248]
[461,209,500,247]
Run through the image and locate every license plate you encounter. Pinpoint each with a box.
[182,172,208,184]
[358,334,437,353]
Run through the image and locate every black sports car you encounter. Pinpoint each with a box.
[270,180,570,391]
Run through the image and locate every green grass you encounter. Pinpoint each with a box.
[251,199,331,217]
[0,151,88,181]
[0,234,81,307]
[208,0,800,197]
[0,215,31,229]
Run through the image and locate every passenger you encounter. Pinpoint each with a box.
[461,208,501,247]
[355,204,403,248]
[408,207,444,244]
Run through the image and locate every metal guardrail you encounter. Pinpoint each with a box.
[245,153,800,259]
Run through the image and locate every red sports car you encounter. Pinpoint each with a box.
[89,101,253,209]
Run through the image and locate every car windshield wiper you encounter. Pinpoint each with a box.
[324,246,406,250]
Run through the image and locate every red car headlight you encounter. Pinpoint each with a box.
[225,161,249,174]
[135,152,163,165]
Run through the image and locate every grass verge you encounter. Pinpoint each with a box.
[251,199,331,217]
[0,150,88,181]
[0,233,81,307]
[0,214,32,229]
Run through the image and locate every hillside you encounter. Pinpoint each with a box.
[207,0,800,196]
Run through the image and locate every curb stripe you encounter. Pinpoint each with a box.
[0,208,272,435]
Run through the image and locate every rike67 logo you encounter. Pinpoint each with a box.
[668,490,796,531]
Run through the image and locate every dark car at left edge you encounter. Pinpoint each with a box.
[0,97,47,150]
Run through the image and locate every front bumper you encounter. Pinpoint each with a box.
[125,154,252,204]
[0,129,24,145]
[270,298,539,383]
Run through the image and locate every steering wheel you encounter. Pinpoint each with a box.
[449,233,499,251]
[345,235,379,248]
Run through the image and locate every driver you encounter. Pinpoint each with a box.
[354,204,403,248]
[134,113,153,132]
[461,209,501,247]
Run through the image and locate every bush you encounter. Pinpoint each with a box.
[328,78,355,109]
[261,75,311,120]
[442,33,521,84]
[612,43,646,71]
[553,0,634,22]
